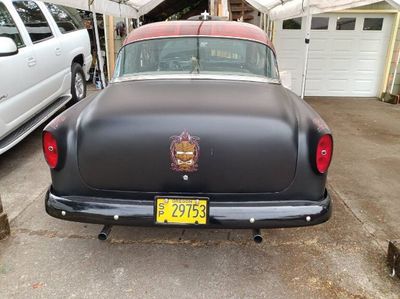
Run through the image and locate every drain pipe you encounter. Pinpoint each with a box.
[252,229,263,243]
[98,225,112,241]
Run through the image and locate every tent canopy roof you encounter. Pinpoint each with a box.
[46,0,400,19]
[245,0,400,20]
[45,0,165,18]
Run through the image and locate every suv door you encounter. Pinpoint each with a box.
[0,0,37,136]
[12,0,63,110]
[45,3,89,101]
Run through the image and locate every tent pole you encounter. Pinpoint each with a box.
[103,14,110,81]
[125,17,130,33]
[300,1,311,99]
[92,10,106,88]
[264,13,267,33]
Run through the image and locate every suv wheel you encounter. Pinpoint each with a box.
[71,63,86,103]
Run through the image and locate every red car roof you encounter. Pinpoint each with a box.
[124,21,274,51]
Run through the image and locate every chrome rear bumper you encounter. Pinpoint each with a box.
[46,188,331,229]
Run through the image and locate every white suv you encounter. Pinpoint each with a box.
[0,0,91,154]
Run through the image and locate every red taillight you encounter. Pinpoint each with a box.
[43,132,58,169]
[316,134,333,174]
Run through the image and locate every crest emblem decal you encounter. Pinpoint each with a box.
[170,130,200,172]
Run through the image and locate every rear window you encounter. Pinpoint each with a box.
[13,1,53,43]
[45,3,84,33]
[115,37,279,80]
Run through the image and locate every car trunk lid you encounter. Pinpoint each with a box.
[77,79,298,194]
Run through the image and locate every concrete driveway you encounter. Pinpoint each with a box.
[0,97,399,298]
[307,97,400,249]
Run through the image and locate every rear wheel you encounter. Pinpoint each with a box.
[70,63,86,104]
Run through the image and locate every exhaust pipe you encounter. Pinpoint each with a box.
[252,229,263,244]
[98,225,112,241]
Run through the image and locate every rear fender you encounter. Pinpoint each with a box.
[44,93,97,192]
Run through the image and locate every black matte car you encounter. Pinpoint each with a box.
[42,21,333,240]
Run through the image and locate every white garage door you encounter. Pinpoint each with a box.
[274,13,393,97]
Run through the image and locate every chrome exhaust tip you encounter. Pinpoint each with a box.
[98,225,112,241]
[252,229,263,244]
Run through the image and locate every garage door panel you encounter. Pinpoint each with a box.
[306,79,325,93]
[274,13,393,97]
[326,72,349,78]
[307,73,327,81]
[308,58,326,70]
[278,58,300,71]
[356,59,379,71]
[310,38,330,51]
[309,49,328,55]
[332,39,354,52]
[327,79,348,91]
[278,38,304,50]
[353,71,376,80]
[353,79,375,92]
[359,39,384,52]
[359,49,382,55]
[330,58,352,71]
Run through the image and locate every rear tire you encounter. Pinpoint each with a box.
[70,63,86,104]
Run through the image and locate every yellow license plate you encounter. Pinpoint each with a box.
[155,197,208,225]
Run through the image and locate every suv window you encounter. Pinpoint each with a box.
[45,3,84,33]
[0,2,24,47]
[13,1,53,43]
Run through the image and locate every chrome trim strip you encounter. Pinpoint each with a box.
[125,35,272,47]
[111,74,281,84]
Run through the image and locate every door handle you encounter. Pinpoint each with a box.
[0,94,8,102]
[55,47,62,56]
[27,57,36,67]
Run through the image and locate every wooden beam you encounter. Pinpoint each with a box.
[210,0,215,15]
[381,12,399,95]
[217,0,229,19]
[107,15,115,79]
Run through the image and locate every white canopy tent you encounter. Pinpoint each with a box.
[46,0,168,88]
[246,0,400,98]
[46,0,166,18]
[246,0,400,20]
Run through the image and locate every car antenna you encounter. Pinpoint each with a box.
[201,10,210,21]
[190,14,208,74]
